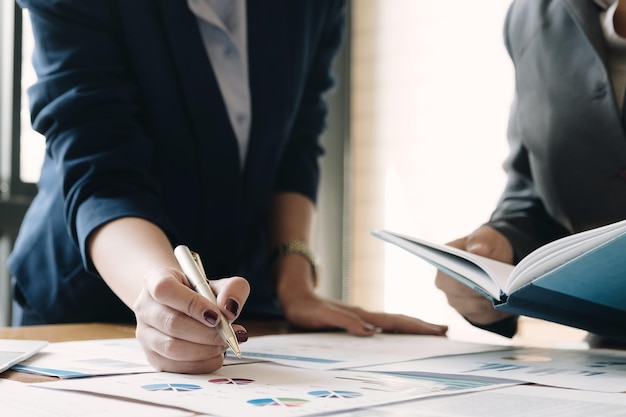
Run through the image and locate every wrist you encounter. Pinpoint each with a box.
[272,240,318,289]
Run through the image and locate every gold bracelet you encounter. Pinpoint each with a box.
[275,240,318,286]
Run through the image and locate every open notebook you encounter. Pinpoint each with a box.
[0,339,48,373]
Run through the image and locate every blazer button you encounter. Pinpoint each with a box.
[619,169,626,180]
[592,85,607,99]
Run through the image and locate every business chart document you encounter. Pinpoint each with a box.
[0,379,193,417]
[11,338,156,378]
[34,362,521,417]
[356,346,626,392]
[236,332,512,370]
[14,337,256,378]
[329,385,626,416]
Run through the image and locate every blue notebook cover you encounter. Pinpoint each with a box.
[496,231,626,339]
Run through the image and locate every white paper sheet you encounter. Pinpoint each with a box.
[355,346,626,392]
[33,362,520,417]
[0,379,194,417]
[329,385,626,416]
[12,337,255,378]
[234,332,511,370]
[11,338,155,378]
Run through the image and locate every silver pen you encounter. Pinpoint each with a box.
[173,245,242,358]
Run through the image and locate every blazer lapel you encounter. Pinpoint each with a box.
[563,0,608,63]
[243,1,290,201]
[564,0,626,130]
[156,0,242,181]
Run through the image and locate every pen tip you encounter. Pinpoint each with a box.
[225,337,242,359]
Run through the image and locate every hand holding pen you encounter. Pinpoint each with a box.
[174,245,246,358]
[134,258,249,374]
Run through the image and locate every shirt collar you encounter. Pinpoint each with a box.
[594,0,616,10]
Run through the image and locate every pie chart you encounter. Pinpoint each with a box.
[308,390,363,399]
[247,397,309,407]
[141,383,202,392]
[209,377,254,385]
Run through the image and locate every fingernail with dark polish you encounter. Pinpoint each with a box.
[236,329,248,343]
[203,310,218,325]
[225,298,239,316]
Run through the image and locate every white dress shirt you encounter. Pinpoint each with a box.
[187,0,251,166]
[599,0,626,112]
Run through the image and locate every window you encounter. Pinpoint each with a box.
[19,10,45,184]
[1,4,43,196]
[0,2,43,325]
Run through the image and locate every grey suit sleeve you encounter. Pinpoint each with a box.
[467,315,519,339]
[485,96,569,263]
[474,1,568,339]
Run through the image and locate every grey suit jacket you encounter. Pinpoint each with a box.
[487,0,626,261]
[474,0,626,337]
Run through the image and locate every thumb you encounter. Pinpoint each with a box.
[465,226,513,263]
[465,231,494,256]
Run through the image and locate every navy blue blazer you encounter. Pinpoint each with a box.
[10,0,346,323]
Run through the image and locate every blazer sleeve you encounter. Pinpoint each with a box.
[19,0,173,269]
[484,1,569,263]
[272,1,347,203]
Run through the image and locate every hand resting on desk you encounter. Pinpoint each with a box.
[276,252,449,337]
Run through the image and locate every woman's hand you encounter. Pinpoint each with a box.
[277,253,448,336]
[270,192,447,337]
[134,267,250,374]
[89,217,250,374]
[280,291,448,336]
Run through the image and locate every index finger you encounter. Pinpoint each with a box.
[144,266,224,327]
